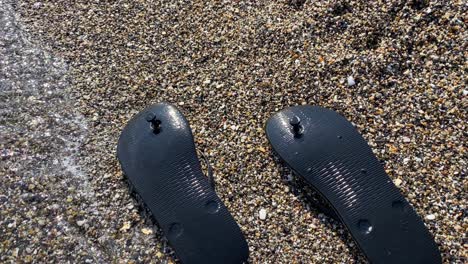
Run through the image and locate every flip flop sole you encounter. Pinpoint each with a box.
[266,105,441,264]
[117,102,248,264]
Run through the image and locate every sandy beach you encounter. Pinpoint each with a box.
[1,0,466,263]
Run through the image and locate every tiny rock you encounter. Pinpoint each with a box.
[141,228,153,235]
[394,178,402,187]
[259,208,267,220]
[426,214,436,220]
[257,146,266,153]
[120,221,131,231]
[347,76,356,86]
[77,220,86,227]
[388,144,398,154]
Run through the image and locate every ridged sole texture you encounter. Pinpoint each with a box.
[266,105,441,264]
[117,102,249,264]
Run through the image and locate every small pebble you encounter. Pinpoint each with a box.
[141,228,153,235]
[426,214,436,220]
[347,76,356,86]
[394,178,402,187]
[120,222,131,231]
[259,208,267,220]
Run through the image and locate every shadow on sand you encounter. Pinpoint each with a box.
[272,153,368,263]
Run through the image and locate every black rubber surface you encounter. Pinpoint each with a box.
[266,105,441,264]
[117,102,249,264]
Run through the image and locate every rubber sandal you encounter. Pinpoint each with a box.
[117,102,249,264]
[265,105,441,264]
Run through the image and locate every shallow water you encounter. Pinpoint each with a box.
[0,1,105,261]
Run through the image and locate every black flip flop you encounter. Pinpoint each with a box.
[266,105,441,264]
[117,102,249,264]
